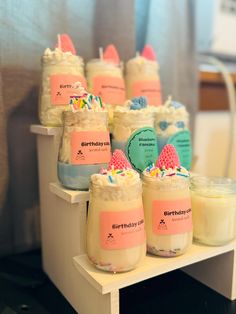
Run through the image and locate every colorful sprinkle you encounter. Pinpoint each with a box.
[143,162,189,179]
[67,86,105,112]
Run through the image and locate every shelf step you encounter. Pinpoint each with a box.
[50,182,90,204]
[73,240,236,295]
[30,124,62,136]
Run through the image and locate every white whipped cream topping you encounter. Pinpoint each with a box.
[86,59,124,78]
[42,48,84,66]
[112,105,155,141]
[91,169,140,187]
[126,56,159,75]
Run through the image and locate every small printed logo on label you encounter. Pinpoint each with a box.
[157,219,167,230]
[75,150,85,161]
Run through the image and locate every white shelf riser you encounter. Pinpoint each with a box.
[34,125,117,314]
[32,124,236,314]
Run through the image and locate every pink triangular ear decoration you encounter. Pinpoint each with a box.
[141,44,156,61]
[103,44,120,64]
[56,34,76,55]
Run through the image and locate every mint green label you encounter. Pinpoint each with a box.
[126,127,158,172]
[167,130,192,170]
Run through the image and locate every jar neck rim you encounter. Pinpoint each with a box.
[90,180,141,190]
[190,176,236,192]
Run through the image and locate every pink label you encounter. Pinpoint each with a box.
[93,76,125,105]
[70,131,111,165]
[132,80,162,106]
[50,75,87,105]
[100,208,146,250]
[152,198,192,235]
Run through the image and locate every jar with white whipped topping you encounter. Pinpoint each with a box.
[155,97,189,150]
[112,97,156,152]
[86,46,125,130]
[142,144,192,257]
[125,54,162,106]
[190,176,236,246]
[155,97,192,170]
[39,47,86,126]
[86,150,146,272]
[57,89,111,190]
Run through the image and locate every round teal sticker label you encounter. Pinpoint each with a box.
[126,127,158,172]
[167,130,192,170]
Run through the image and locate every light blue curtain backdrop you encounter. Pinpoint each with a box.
[0,0,198,255]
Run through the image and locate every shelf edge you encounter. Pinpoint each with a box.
[49,182,90,204]
[73,242,236,294]
[30,124,62,136]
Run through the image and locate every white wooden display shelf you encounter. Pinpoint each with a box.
[30,124,62,136]
[73,241,236,295]
[49,182,236,301]
[32,124,236,314]
[50,182,89,204]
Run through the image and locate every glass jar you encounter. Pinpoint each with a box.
[125,56,162,106]
[86,59,125,130]
[58,110,111,190]
[142,175,192,257]
[112,107,155,152]
[154,99,192,171]
[87,180,146,272]
[154,103,189,152]
[190,176,236,246]
[39,48,86,126]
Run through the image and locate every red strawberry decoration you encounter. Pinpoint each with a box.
[141,44,156,61]
[156,144,180,169]
[103,44,120,64]
[108,150,132,170]
[56,34,76,55]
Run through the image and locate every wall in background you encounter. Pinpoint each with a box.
[193,111,236,178]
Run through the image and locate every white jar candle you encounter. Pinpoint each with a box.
[112,101,155,143]
[58,91,111,190]
[142,144,192,257]
[112,97,158,173]
[190,176,236,246]
[86,45,125,128]
[39,48,86,126]
[125,55,162,106]
[87,163,146,272]
[142,170,192,257]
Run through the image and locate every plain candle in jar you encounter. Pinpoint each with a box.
[190,176,236,246]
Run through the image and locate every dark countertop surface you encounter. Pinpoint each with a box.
[0,250,235,314]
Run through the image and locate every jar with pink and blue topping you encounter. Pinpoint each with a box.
[155,97,192,170]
